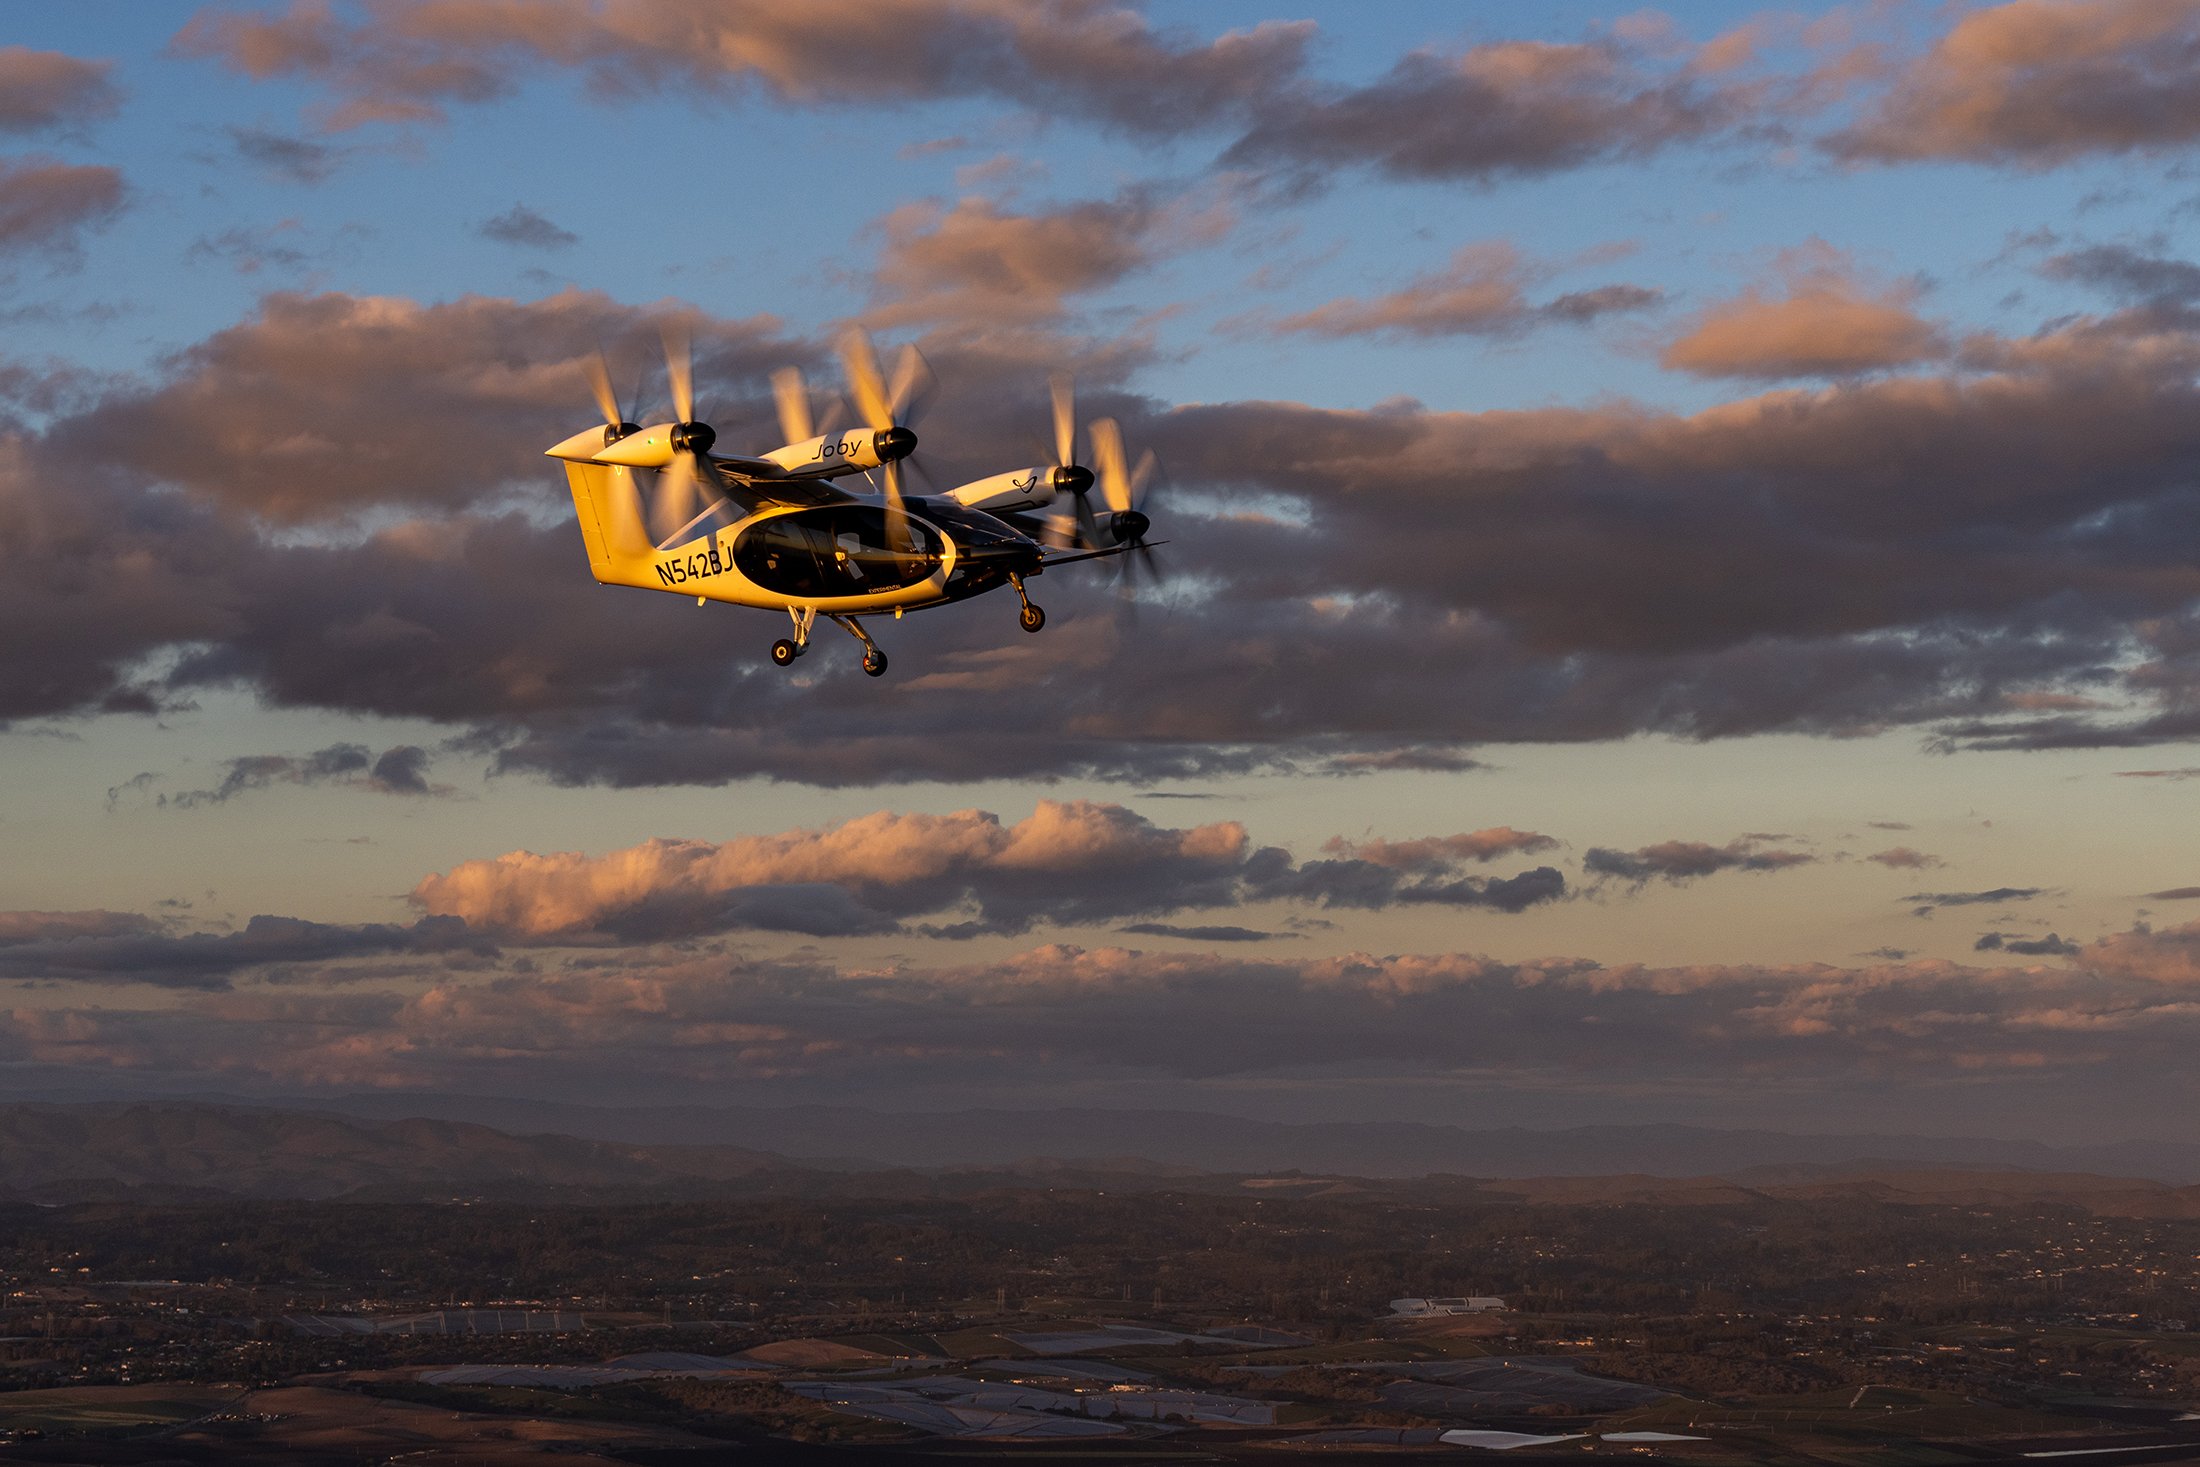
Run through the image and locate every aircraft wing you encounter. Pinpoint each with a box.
[707,457,858,512]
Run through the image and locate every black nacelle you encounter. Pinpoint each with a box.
[1111,510,1151,544]
[671,421,717,455]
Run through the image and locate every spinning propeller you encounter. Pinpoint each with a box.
[1042,373,1102,549]
[649,325,719,544]
[1089,415,1164,587]
[838,327,933,551]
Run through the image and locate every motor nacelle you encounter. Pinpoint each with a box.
[1107,508,1150,544]
[945,464,1091,514]
[757,425,914,479]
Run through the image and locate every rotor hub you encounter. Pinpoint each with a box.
[603,421,641,446]
[874,424,917,461]
[1113,510,1151,545]
[671,421,716,456]
[1053,464,1094,495]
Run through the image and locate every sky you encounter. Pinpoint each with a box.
[7,0,2200,1144]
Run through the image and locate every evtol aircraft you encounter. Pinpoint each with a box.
[545,330,1161,677]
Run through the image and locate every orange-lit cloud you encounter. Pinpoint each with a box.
[1661,244,1944,380]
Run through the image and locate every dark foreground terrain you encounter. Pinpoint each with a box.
[3,1104,2200,1464]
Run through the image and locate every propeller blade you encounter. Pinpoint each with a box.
[1129,448,1158,510]
[1040,510,1079,549]
[840,327,893,432]
[816,397,848,437]
[1090,417,1132,513]
[771,366,813,445]
[650,454,700,545]
[660,322,694,426]
[1073,486,1101,549]
[1050,371,1076,467]
[584,351,621,429]
[882,457,910,554]
[888,343,936,427]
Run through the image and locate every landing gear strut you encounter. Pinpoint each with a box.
[828,613,889,678]
[1010,573,1045,634]
[769,606,816,669]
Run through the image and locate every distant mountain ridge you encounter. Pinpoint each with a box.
[284,1092,2200,1185]
[4,1101,2200,1211]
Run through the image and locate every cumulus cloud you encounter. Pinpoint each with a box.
[1826,0,2200,166]
[0,155,125,257]
[1584,835,1814,886]
[171,0,1313,137]
[0,47,120,135]
[1661,243,1945,379]
[867,189,1207,328]
[478,203,577,250]
[1272,241,1661,341]
[409,801,1564,940]
[1226,26,1773,183]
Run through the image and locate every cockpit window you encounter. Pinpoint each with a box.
[733,506,944,597]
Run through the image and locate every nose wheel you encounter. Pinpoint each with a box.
[862,649,889,677]
[1010,572,1045,633]
[770,639,802,667]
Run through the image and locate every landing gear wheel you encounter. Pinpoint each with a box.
[1020,604,1046,634]
[862,650,889,678]
[770,639,799,667]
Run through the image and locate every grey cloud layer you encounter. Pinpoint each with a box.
[15,268,2200,782]
[170,2,2200,177]
[8,924,2200,1128]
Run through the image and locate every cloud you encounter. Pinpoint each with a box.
[18,919,2200,1130]
[0,47,121,135]
[223,124,347,184]
[478,203,577,250]
[0,912,487,989]
[2043,244,2200,324]
[1906,887,2045,917]
[186,222,312,276]
[170,0,1313,137]
[0,910,161,944]
[409,801,1563,941]
[867,188,1214,329]
[1271,241,1661,341]
[1826,0,2200,166]
[163,742,448,807]
[59,287,805,523]
[1583,836,1814,886]
[2120,768,2200,781]
[1321,828,1558,868]
[19,272,2200,784]
[1866,847,1941,870]
[2145,886,2200,901]
[1661,243,1945,380]
[1225,26,1772,184]
[1117,922,1293,942]
[1975,930,2080,957]
[0,155,124,257]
